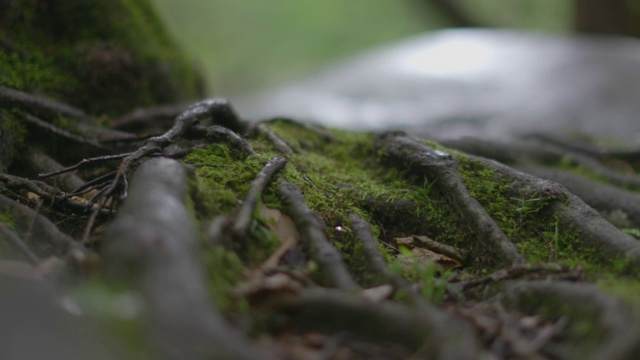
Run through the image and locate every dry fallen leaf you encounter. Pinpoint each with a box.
[362,284,394,302]
[398,247,462,270]
[393,235,466,268]
[393,236,415,249]
[259,204,300,270]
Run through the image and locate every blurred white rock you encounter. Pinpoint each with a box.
[234,29,640,143]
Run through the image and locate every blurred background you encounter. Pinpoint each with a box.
[151,0,581,96]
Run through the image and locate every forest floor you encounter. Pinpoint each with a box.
[3,86,640,359]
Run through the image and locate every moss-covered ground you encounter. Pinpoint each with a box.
[179,119,640,314]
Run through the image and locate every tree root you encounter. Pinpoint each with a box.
[376,133,525,266]
[5,92,640,359]
[523,167,640,228]
[278,180,359,290]
[272,287,481,359]
[480,158,640,265]
[501,280,640,360]
[104,157,274,360]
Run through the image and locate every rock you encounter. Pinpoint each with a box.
[234,29,640,144]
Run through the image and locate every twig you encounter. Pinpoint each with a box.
[39,153,131,179]
[0,173,109,215]
[457,263,570,292]
[82,98,236,242]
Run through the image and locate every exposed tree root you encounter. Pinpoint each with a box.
[278,180,359,290]
[523,167,640,228]
[480,158,640,265]
[4,91,640,359]
[376,133,526,266]
[104,157,274,360]
[272,287,481,359]
[501,281,640,360]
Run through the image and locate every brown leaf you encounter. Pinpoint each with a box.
[260,205,299,270]
[362,284,394,302]
[399,248,462,270]
[392,236,415,249]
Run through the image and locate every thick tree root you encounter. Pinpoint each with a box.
[376,133,526,266]
[5,93,640,359]
[273,287,481,359]
[104,157,274,360]
[524,167,640,228]
[481,158,640,265]
[501,281,640,360]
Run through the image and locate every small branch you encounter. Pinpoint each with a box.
[38,153,131,179]
[456,263,572,292]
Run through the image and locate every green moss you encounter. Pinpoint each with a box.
[69,280,148,358]
[183,144,265,218]
[2,0,202,116]
[0,211,16,231]
[187,121,640,310]
[203,246,249,313]
[456,156,625,273]
[597,276,640,312]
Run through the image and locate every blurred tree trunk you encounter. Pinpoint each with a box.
[415,0,640,38]
[574,0,640,37]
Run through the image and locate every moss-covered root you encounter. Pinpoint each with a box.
[524,167,640,228]
[485,159,640,266]
[278,180,360,290]
[275,288,482,359]
[349,213,420,296]
[104,157,274,360]
[376,132,526,266]
[232,156,287,237]
[440,136,640,190]
[501,281,640,360]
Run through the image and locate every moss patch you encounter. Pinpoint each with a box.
[184,121,640,312]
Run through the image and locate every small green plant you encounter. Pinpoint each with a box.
[389,246,450,304]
